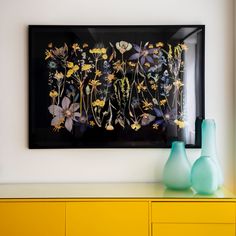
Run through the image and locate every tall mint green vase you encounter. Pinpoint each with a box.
[163,141,191,190]
[201,119,223,187]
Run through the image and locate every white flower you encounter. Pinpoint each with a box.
[116,41,132,54]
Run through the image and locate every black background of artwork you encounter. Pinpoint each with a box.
[29,25,205,148]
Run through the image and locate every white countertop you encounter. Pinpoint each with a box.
[0,183,234,199]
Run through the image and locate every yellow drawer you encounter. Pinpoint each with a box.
[0,202,65,236]
[152,223,235,236]
[66,201,149,236]
[152,202,235,223]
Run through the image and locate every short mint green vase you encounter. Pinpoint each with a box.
[191,156,218,194]
[163,141,191,190]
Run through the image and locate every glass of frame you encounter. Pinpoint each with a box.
[29,25,205,148]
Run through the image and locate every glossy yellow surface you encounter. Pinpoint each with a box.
[152,202,235,223]
[66,201,149,236]
[0,202,65,236]
[152,223,235,236]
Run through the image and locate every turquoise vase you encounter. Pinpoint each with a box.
[191,156,218,194]
[201,119,223,187]
[163,141,191,190]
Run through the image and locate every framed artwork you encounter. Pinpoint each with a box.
[29,25,205,148]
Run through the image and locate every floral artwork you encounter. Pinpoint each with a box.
[46,41,187,134]
[29,25,204,148]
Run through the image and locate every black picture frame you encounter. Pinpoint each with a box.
[29,25,205,149]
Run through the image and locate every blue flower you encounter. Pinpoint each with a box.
[48,60,57,69]
[152,50,167,71]
[160,70,170,84]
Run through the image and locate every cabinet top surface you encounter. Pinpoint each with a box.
[0,183,234,200]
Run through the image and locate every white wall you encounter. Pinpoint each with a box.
[0,0,235,190]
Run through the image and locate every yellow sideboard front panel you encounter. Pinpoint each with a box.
[152,223,235,236]
[66,201,149,236]
[0,202,65,236]
[152,202,235,223]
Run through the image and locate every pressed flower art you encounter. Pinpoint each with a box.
[29,26,205,148]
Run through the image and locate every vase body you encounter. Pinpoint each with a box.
[201,119,223,187]
[163,141,191,190]
[191,156,218,194]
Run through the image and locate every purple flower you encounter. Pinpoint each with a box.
[48,97,80,132]
[153,108,177,126]
[141,113,156,126]
[129,44,155,65]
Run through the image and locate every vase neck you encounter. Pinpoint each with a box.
[170,142,187,159]
[201,119,217,156]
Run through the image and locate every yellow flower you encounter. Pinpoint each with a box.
[49,90,59,98]
[95,70,102,77]
[152,123,159,130]
[106,73,116,83]
[105,123,114,131]
[142,99,153,110]
[113,60,124,72]
[72,43,80,52]
[181,43,188,51]
[73,65,79,71]
[128,61,136,67]
[82,64,92,71]
[45,49,53,60]
[102,54,108,60]
[160,99,167,106]
[89,48,105,54]
[151,84,158,91]
[83,43,89,48]
[52,118,65,132]
[67,62,74,68]
[66,69,74,78]
[153,49,159,54]
[137,81,147,93]
[174,119,185,128]
[148,44,154,48]
[54,71,64,80]
[66,63,79,78]
[131,121,141,131]
[89,120,96,127]
[156,42,164,47]
[101,48,107,54]
[144,62,150,67]
[89,79,102,89]
[92,99,105,108]
[173,80,184,89]
[95,49,101,54]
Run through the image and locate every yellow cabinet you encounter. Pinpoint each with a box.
[0,202,65,236]
[152,223,235,236]
[66,201,149,236]
[0,184,235,236]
